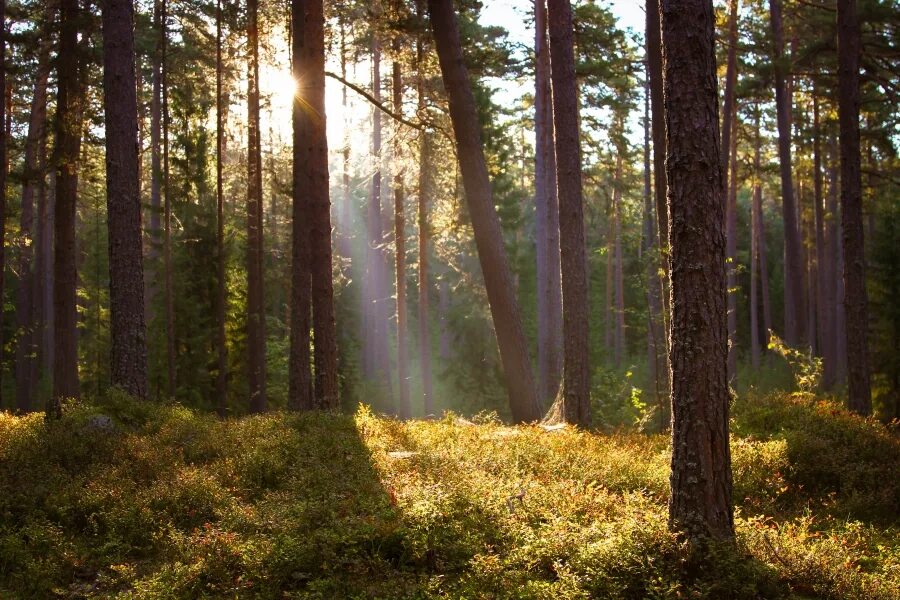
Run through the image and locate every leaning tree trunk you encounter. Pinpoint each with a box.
[392,44,411,418]
[534,0,563,407]
[427,0,541,423]
[50,0,86,416]
[102,0,150,399]
[288,0,312,410]
[660,0,734,542]
[769,0,804,348]
[837,0,871,415]
[546,0,590,426]
[246,0,267,413]
[302,0,339,409]
[15,41,50,411]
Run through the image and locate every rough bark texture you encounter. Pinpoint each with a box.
[534,0,563,407]
[102,0,149,399]
[215,0,228,415]
[162,0,175,398]
[428,0,541,423]
[416,0,434,416]
[837,0,871,415]
[0,0,5,408]
[147,0,162,321]
[15,41,50,412]
[303,0,339,409]
[544,0,590,426]
[726,115,738,379]
[246,0,267,412]
[769,0,805,347]
[393,49,411,418]
[51,0,86,415]
[660,0,734,541]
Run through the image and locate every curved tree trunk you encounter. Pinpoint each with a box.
[661,0,734,541]
[427,0,541,423]
[837,0,871,415]
[102,0,149,399]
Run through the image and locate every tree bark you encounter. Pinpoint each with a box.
[50,0,86,416]
[534,0,563,407]
[162,0,175,398]
[813,94,833,386]
[393,46,411,418]
[750,109,765,369]
[837,0,871,415]
[301,0,339,409]
[215,0,228,414]
[288,0,312,411]
[102,0,149,399]
[726,113,738,379]
[0,0,5,408]
[246,0,267,412]
[428,0,541,423]
[661,0,734,541]
[416,0,434,415]
[148,0,162,321]
[769,0,805,347]
[545,0,591,426]
[15,41,50,411]
[613,149,625,368]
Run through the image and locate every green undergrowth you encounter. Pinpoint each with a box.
[0,391,897,599]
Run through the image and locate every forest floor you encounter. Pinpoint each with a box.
[0,391,898,599]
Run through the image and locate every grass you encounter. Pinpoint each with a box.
[0,390,898,599]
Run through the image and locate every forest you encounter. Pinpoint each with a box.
[0,0,898,597]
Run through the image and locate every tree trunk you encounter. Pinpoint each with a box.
[50,0,86,416]
[288,0,312,411]
[246,0,267,412]
[102,0,150,399]
[837,0,871,415]
[302,0,338,409]
[750,109,764,368]
[0,0,7,408]
[214,0,228,414]
[613,150,625,368]
[821,139,839,389]
[726,113,738,379]
[544,0,590,426]
[162,0,175,398]
[148,0,162,320]
[416,0,434,415]
[427,0,541,423]
[15,41,50,411]
[534,0,563,407]
[769,0,804,347]
[660,0,734,541]
[393,47,410,418]
[40,167,54,381]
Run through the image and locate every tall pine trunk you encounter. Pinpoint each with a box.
[215,0,228,414]
[546,0,590,426]
[148,0,162,323]
[288,0,312,410]
[15,41,50,411]
[769,0,804,347]
[661,0,734,541]
[0,0,6,408]
[837,0,871,415]
[613,150,625,368]
[393,47,410,418]
[50,0,86,416]
[102,0,149,399]
[162,0,175,398]
[427,0,541,423]
[813,94,834,386]
[246,0,267,412]
[534,0,563,406]
[302,0,338,408]
[721,0,739,379]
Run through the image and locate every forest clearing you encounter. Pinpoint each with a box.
[0,0,898,596]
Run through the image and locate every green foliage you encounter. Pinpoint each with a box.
[1,392,897,598]
[767,333,823,394]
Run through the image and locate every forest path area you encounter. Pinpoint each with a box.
[1,393,897,599]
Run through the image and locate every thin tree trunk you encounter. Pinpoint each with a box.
[102,0,149,399]
[0,0,7,407]
[246,0,267,412]
[35,93,50,384]
[41,169,55,381]
[438,273,450,361]
[288,0,312,410]
[661,0,734,542]
[162,0,175,398]
[769,0,805,347]
[50,0,85,416]
[338,18,351,262]
[820,135,838,389]
[148,0,162,319]
[545,0,590,426]
[837,0,870,415]
[416,0,434,415]
[750,108,765,368]
[215,0,228,414]
[613,150,625,368]
[726,113,739,379]
[15,41,50,411]
[534,0,563,406]
[302,0,339,408]
[393,45,410,418]
[428,0,541,423]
